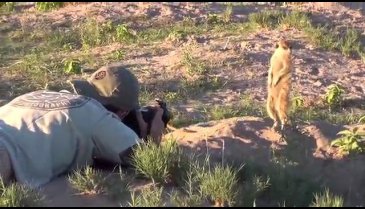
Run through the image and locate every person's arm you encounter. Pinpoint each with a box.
[135,111,148,140]
[118,145,137,167]
[117,107,166,167]
[92,112,142,166]
[149,107,164,144]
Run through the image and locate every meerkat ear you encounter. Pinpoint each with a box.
[275,43,279,48]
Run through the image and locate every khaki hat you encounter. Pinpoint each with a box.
[69,64,140,111]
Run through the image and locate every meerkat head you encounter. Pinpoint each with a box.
[274,39,292,56]
[275,39,292,50]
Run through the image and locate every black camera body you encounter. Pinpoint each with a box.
[122,99,172,140]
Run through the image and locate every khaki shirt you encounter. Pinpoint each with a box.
[0,90,140,188]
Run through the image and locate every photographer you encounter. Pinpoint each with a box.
[0,64,166,188]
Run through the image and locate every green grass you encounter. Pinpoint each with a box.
[310,188,344,207]
[35,2,64,12]
[8,49,66,90]
[0,2,15,12]
[62,58,82,74]
[68,166,108,195]
[181,47,208,76]
[0,179,44,207]
[202,95,266,121]
[2,8,364,100]
[240,175,271,207]
[115,24,137,44]
[127,185,165,207]
[132,138,187,185]
[170,158,205,207]
[247,10,365,58]
[280,10,311,29]
[79,19,115,49]
[248,10,286,29]
[199,164,240,207]
[181,76,225,97]
[339,28,363,57]
[108,49,126,61]
[170,189,204,207]
[265,166,320,206]
[291,104,363,125]
[69,165,130,201]
[99,167,131,201]
[303,25,339,51]
[169,110,206,128]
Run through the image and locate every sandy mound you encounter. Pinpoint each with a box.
[164,117,365,205]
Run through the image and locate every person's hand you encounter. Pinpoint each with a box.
[135,111,148,139]
[149,107,165,145]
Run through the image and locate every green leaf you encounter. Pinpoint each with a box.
[351,143,359,150]
[331,139,343,147]
[337,130,353,136]
[358,115,365,124]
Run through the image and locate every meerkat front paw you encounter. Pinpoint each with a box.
[271,121,280,131]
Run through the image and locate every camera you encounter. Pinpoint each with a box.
[122,99,172,140]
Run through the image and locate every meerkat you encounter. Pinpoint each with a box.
[267,39,293,131]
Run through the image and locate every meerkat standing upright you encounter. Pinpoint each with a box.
[267,39,293,131]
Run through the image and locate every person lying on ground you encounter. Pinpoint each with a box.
[0,64,166,189]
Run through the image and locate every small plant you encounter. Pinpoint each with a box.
[206,13,221,25]
[204,105,239,121]
[291,95,305,110]
[310,188,344,207]
[0,2,15,12]
[222,3,233,23]
[170,157,205,207]
[181,48,208,76]
[79,19,103,48]
[170,190,204,207]
[164,91,183,104]
[280,10,311,29]
[248,10,285,29]
[238,94,266,117]
[35,2,64,12]
[304,26,339,51]
[358,115,365,124]
[132,138,183,184]
[330,127,365,155]
[111,49,125,60]
[266,163,320,207]
[104,167,130,201]
[323,84,345,110]
[289,95,305,124]
[115,24,136,43]
[360,50,365,63]
[68,166,107,195]
[339,28,362,57]
[63,58,81,74]
[128,185,165,207]
[0,179,44,207]
[200,164,240,207]
[167,30,187,43]
[181,76,224,97]
[241,175,270,207]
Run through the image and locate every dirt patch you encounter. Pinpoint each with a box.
[164,117,365,206]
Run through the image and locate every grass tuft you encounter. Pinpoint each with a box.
[0,178,44,207]
[310,188,344,207]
